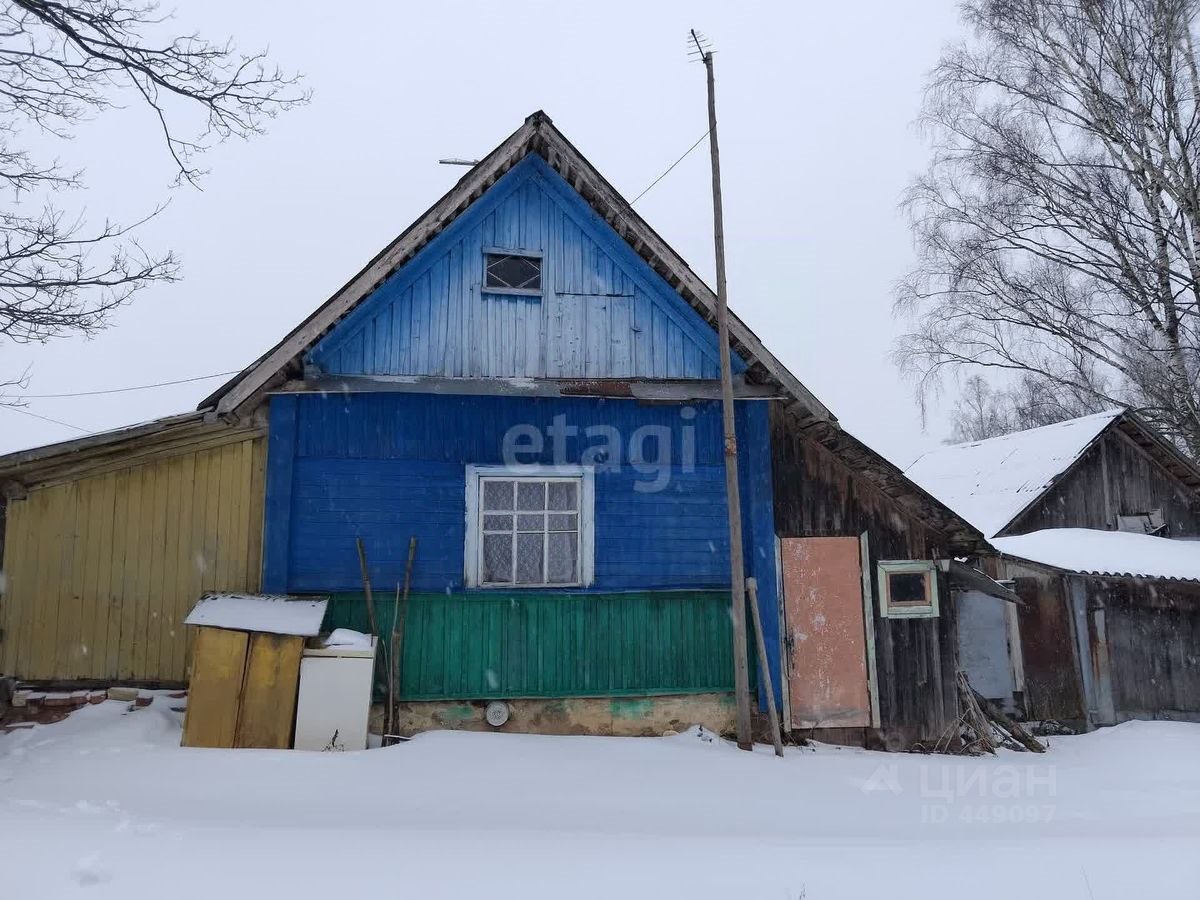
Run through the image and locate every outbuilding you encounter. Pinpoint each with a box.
[908,409,1200,728]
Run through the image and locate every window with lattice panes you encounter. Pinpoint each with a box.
[465,467,594,588]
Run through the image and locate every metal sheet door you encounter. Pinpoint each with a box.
[780,537,871,729]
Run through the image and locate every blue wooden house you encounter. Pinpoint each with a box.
[2,112,994,747]
[197,112,993,744]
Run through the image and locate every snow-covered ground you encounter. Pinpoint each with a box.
[2,696,1198,899]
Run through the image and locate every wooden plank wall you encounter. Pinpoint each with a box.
[324,590,735,700]
[769,403,960,748]
[1005,562,1087,722]
[1086,575,1200,720]
[0,436,266,683]
[1006,431,1200,537]
[305,156,738,381]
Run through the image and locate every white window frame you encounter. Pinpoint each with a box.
[877,559,940,618]
[464,464,595,588]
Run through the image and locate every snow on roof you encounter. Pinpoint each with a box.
[994,528,1200,583]
[184,593,328,636]
[904,410,1123,538]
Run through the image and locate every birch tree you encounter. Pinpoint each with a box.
[897,0,1200,455]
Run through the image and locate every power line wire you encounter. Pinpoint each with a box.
[630,130,710,205]
[0,403,89,433]
[12,370,239,400]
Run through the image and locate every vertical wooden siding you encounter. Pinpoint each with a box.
[1006,431,1200,537]
[305,156,743,381]
[325,590,735,699]
[0,437,266,682]
[769,403,959,746]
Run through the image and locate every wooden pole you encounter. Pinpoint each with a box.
[695,31,753,750]
[747,578,784,757]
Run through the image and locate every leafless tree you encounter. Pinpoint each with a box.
[0,0,307,398]
[946,373,1106,441]
[897,0,1200,456]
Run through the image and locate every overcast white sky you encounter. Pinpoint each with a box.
[0,0,965,466]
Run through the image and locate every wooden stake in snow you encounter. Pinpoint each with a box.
[747,578,784,757]
[387,537,417,738]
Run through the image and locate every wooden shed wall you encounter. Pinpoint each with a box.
[1006,431,1200,537]
[0,436,266,683]
[1082,575,1200,721]
[769,404,959,748]
[1004,561,1087,723]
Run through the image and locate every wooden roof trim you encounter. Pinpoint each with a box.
[0,411,210,478]
[4,425,265,492]
[0,416,263,488]
[1115,413,1200,490]
[202,115,542,415]
[203,112,834,424]
[792,410,989,552]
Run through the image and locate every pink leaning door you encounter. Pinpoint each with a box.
[780,536,872,729]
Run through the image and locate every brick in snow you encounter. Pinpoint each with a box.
[106,687,139,703]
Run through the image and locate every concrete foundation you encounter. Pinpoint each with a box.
[374,693,737,738]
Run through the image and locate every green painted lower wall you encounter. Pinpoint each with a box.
[324,590,734,700]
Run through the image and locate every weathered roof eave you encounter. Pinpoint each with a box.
[0,410,210,480]
[201,111,835,425]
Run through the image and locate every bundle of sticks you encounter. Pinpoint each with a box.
[956,672,1046,754]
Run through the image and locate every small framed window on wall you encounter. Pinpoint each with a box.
[877,560,939,618]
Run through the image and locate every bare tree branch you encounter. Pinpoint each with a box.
[0,0,308,403]
[898,0,1200,455]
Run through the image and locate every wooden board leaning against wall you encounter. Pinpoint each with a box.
[0,427,266,685]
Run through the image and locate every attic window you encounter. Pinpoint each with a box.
[484,251,542,295]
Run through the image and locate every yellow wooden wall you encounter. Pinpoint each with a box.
[0,436,266,682]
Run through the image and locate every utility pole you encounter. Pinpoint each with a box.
[690,29,753,751]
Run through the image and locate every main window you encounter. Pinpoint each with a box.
[465,466,594,588]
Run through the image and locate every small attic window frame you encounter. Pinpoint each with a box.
[483,248,543,297]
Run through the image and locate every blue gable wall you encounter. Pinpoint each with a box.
[306,156,746,380]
